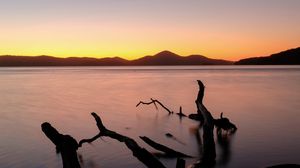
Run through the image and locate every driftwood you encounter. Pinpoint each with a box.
[214,112,237,134]
[139,136,192,158]
[136,99,189,120]
[136,98,174,114]
[42,112,191,168]
[79,112,166,168]
[41,80,238,168]
[188,113,203,121]
[41,122,81,168]
[194,80,216,166]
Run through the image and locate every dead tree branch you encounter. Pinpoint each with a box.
[41,122,81,168]
[136,98,173,114]
[214,112,237,134]
[79,112,166,168]
[195,80,216,165]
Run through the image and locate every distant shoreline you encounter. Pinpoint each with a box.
[0,47,299,66]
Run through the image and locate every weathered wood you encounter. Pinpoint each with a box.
[79,112,166,168]
[136,98,173,114]
[140,136,192,158]
[188,113,202,121]
[214,112,237,134]
[195,80,216,165]
[41,122,81,168]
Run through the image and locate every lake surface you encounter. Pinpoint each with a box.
[0,66,300,168]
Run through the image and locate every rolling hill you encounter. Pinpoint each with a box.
[0,51,232,66]
[235,47,300,65]
[2,47,298,66]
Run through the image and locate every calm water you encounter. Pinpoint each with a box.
[0,66,300,168]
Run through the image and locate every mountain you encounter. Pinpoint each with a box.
[131,50,232,65]
[0,51,232,66]
[235,47,300,65]
[0,55,129,66]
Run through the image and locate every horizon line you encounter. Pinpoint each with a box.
[0,47,298,62]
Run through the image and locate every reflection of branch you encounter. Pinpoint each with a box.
[136,98,173,114]
[140,136,192,158]
[217,131,232,165]
[165,133,186,145]
[79,112,166,168]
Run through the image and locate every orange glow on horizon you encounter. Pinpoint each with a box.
[0,40,298,61]
[1,20,298,61]
[1,1,299,61]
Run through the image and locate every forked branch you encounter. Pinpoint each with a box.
[136,98,173,114]
[79,112,166,168]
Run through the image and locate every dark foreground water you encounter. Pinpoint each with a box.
[0,66,300,168]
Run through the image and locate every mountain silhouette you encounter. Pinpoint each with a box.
[0,51,232,66]
[0,55,129,66]
[1,48,299,66]
[235,47,300,65]
[131,50,232,65]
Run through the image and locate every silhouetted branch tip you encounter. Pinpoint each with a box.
[176,106,187,117]
[91,112,106,131]
[41,122,81,168]
[136,98,173,114]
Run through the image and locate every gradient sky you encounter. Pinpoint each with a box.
[0,0,300,60]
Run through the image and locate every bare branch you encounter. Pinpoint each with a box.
[136,98,173,114]
[41,122,81,168]
[195,80,216,165]
[78,133,101,147]
[81,112,166,168]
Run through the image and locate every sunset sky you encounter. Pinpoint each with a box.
[0,0,299,60]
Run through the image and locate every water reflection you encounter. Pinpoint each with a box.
[189,124,236,168]
[216,130,235,166]
[78,154,100,168]
[189,125,203,157]
[0,66,300,168]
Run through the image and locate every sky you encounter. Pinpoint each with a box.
[0,0,299,61]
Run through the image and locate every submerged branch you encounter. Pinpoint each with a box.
[195,80,216,166]
[140,136,192,158]
[79,112,166,168]
[176,106,187,118]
